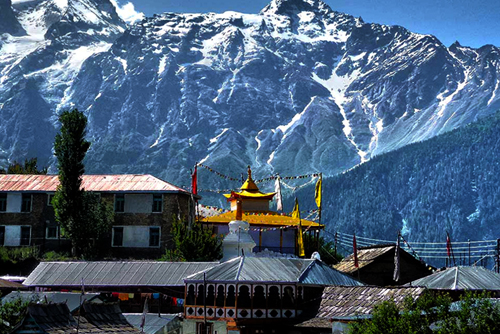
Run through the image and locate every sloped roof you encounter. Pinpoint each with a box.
[124,313,179,334]
[296,286,426,327]
[316,286,426,319]
[201,210,322,228]
[334,244,422,274]
[0,278,25,289]
[82,303,139,334]
[407,266,500,290]
[186,257,364,286]
[1,291,101,312]
[24,261,218,287]
[0,174,189,193]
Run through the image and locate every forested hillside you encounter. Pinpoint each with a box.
[301,112,500,243]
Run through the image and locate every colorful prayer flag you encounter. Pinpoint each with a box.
[191,165,197,195]
[292,198,305,257]
[353,234,359,268]
[315,176,322,209]
[393,233,400,282]
[275,176,283,211]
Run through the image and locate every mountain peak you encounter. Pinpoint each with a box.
[260,0,333,16]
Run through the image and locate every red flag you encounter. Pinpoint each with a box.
[353,234,359,268]
[191,165,197,195]
[446,233,452,257]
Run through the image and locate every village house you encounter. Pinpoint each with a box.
[295,286,427,334]
[11,302,140,334]
[201,167,322,256]
[406,265,500,299]
[0,174,196,258]
[334,244,432,286]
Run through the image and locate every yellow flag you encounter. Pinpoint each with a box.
[315,177,322,209]
[292,198,305,257]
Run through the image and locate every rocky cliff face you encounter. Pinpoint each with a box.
[1,0,499,195]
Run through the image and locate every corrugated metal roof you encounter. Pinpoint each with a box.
[1,291,101,312]
[123,314,179,334]
[334,245,395,273]
[24,262,218,287]
[316,286,426,319]
[0,174,189,193]
[186,257,364,286]
[0,278,26,289]
[407,266,500,290]
[82,303,140,334]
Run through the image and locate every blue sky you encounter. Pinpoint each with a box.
[116,0,499,48]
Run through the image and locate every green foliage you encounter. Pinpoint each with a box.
[53,109,113,259]
[42,250,71,261]
[303,233,343,265]
[348,292,500,334]
[162,220,222,262]
[0,296,29,334]
[0,157,47,174]
[0,247,39,263]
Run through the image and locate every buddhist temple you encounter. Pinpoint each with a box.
[200,167,323,256]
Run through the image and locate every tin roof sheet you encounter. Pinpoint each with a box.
[186,257,364,286]
[0,278,26,289]
[0,174,189,193]
[123,313,179,334]
[316,286,426,319]
[1,291,101,312]
[407,266,500,290]
[334,245,396,273]
[24,262,218,287]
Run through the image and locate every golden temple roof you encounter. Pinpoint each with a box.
[201,210,323,228]
[225,166,275,199]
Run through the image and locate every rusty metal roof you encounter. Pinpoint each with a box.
[407,266,500,290]
[0,278,26,289]
[24,261,218,287]
[316,286,426,319]
[185,257,364,286]
[0,174,189,193]
[334,245,395,273]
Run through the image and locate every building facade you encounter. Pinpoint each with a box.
[0,174,196,257]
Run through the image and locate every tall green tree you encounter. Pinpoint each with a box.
[163,220,222,262]
[53,109,112,258]
[0,157,47,174]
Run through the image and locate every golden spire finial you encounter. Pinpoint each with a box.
[247,165,252,180]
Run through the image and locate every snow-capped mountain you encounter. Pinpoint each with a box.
[1,0,499,195]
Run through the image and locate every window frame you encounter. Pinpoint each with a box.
[0,226,5,246]
[152,194,163,213]
[0,193,6,212]
[114,194,125,213]
[21,194,32,213]
[112,226,124,247]
[47,193,55,207]
[20,226,31,246]
[45,225,59,239]
[149,227,161,247]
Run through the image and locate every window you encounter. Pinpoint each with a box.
[114,194,125,212]
[196,322,212,334]
[152,194,162,213]
[20,226,31,246]
[47,193,55,206]
[21,194,31,212]
[149,227,160,247]
[46,225,58,239]
[0,194,6,212]
[0,226,4,246]
[112,227,124,247]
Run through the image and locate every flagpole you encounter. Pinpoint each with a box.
[317,173,322,250]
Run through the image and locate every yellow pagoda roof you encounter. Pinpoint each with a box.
[201,211,323,228]
[223,190,275,199]
[224,166,275,199]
